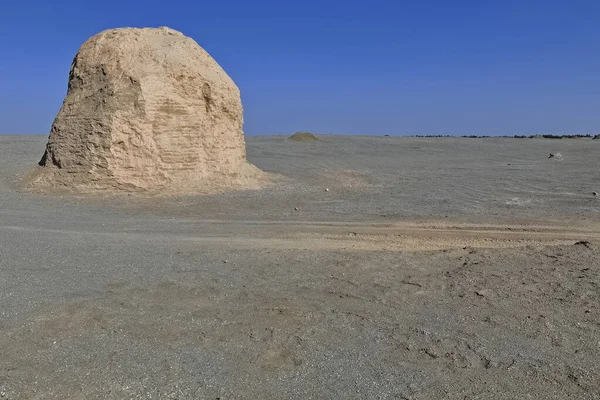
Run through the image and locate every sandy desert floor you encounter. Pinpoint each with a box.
[0,135,599,399]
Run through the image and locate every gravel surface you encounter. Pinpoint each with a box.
[0,135,599,399]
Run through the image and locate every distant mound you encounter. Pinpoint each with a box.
[593,134,600,140]
[27,27,267,194]
[289,132,319,142]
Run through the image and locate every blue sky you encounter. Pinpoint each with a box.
[1,0,599,135]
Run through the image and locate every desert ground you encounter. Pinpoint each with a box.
[0,134,599,399]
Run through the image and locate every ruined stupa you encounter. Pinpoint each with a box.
[29,27,266,193]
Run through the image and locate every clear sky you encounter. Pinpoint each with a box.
[1,0,599,135]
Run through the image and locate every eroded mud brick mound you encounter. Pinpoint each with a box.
[289,132,319,142]
[31,27,266,193]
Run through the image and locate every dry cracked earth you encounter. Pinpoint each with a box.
[0,135,599,399]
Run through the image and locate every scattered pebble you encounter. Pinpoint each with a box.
[223,260,228,263]
[548,152,563,160]
[325,188,330,192]
[593,192,598,196]
[294,207,298,211]
[475,289,494,298]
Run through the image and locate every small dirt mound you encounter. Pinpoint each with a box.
[289,132,319,142]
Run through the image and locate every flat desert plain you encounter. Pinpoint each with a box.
[0,135,599,399]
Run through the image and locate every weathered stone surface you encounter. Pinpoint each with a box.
[30,27,266,193]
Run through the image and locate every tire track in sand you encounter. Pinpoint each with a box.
[1,220,599,252]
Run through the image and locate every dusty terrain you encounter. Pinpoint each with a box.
[1,135,599,399]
